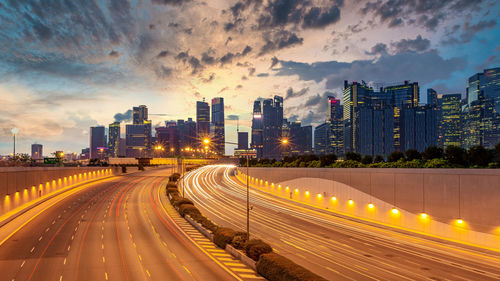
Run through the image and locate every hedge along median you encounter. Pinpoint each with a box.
[165,173,326,281]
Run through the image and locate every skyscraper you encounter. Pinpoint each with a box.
[238,132,249,150]
[90,126,105,159]
[196,100,210,143]
[251,100,264,158]
[31,144,43,160]
[125,122,152,158]
[133,105,148,125]
[262,96,284,159]
[177,118,197,150]
[343,81,374,153]
[462,67,500,149]
[211,97,225,155]
[155,122,179,155]
[108,122,120,157]
[314,122,331,155]
[440,94,462,148]
[328,96,344,155]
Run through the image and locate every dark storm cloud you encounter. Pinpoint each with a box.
[302,5,341,29]
[241,45,253,56]
[114,109,133,123]
[260,30,303,55]
[157,50,170,58]
[391,35,430,53]
[442,19,497,45]
[154,65,173,78]
[109,50,121,58]
[270,56,280,68]
[304,94,321,107]
[220,52,235,65]
[201,51,216,65]
[152,0,191,5]
[360,0,486,30]
[365,43,388,55]
[257,73,269,77]
[285,87,309,99]
[275,50,466,88]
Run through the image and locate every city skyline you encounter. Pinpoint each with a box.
[1,1,500,155]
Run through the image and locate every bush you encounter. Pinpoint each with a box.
[167,181,177,189]
[232,232,248,250]
[214,227,237,249]
[373,155,385,163]
[121,166,127,173]
[422,146,443,160]
[200,217,219,232]
[244,239,273,261]
[256,252,328,281]
[173,198,194,208]
[405,149,422,161]
[169,192,181,203]
[345,152,361,162]
[169,173,181,181]
[468,145,493,167]
[179,204,201,217]
[138,164,145,171]
[361,155,373,164]
[388,151,405,162]
[423,158,452,168]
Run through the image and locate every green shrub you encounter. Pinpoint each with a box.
[423,158,452,168]
[173,198,194,207]
[200,217,218,232]
[179,204,201,217]
[214,227,237,249]
[231,232,248,249]
[244,239,273,261]
[167,181,177,189]
[256,252,328,281]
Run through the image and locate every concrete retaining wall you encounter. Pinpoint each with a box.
[0,167,119,216]
[237,167,500,250]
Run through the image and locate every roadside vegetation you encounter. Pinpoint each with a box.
[165,172,326,281]
[240,143,500,169]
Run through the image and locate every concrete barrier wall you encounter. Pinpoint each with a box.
[237,167,500,249]
[0,167,119,216]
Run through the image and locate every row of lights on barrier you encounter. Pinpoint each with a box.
[3,168,111,200]
[245,174,466,227]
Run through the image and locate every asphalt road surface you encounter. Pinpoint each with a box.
[0,167,259,281]
[182,165,500,281]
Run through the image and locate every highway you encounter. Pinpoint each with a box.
[0,167,258,281]
[182,165,500,281]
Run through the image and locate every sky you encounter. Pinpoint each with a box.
[0,0,499,156]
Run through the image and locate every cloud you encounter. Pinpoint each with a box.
[365,43,388,55]
[109,50,121,58]
[275,50,467,89]
[226,115,239,120]
[114,109,133,123]
[285,87,309,99]
[259,30,303,55]
[157,50,169,58]
[302,5,341,29]
[220,52,235,65]
[241,45,253,56]
[218,87,229,94]
[304,94,321,107]
[270,56,280,68]
[152,0,191,5]
[257,73,269,77]
[391,35,430,53]
[442,19,497,45]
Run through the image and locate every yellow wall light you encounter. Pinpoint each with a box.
[391,208,399,215]
[348,199,354,205]
[368,203,374,209]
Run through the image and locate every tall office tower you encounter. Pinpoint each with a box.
[427,88,438,106]
[288,122,312,154]
[400,105,437,152]
[384,81,419,151]
[155,122,179,155]
[125,121,152,158]
[314,122,331,155]
[80,148,90,159]
[462,67,500,148]
[439,94,462,148]
[133,105,148,125]
[108,122,120,157]
[251,100,264,158]
[352,106,395,157]
[31,144,43,160]
[90,126,105,159]
[196,100,210,143]
[343,81,374,153]
[262,96,284,159]
[211,97,225,155]
[327,96,344,156]
[238,132,249,149]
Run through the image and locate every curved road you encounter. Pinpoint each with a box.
[182,165,500,281]
[0,167,248,281]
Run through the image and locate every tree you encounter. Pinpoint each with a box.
[444,145,468,166]
[361,155,373,164]
[319,154,337,167]
[495,142,500,163]
[387,151,405,162]
[345,152,361,162]
[468,145,493,167]
[405,149,421,161]
[374,155,385,163]
[422,146,443,160]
